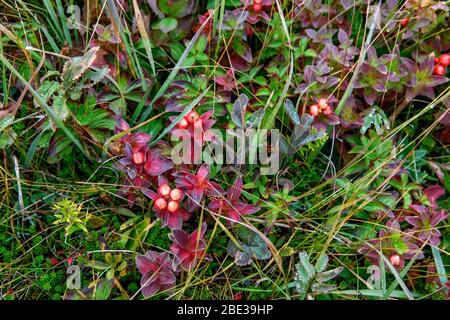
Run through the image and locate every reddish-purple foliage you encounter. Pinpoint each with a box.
[114,118,173,205]
[353,46,401,105]
[401,55,449,102]
[174,164,223,211]
[208,177,259,225]
[359,220,424,269]
[169,223,211,271]
[423,185,445,209]
[135,251,176,297]
[405,204,448,246]
[214,69,238,91]
[240,0,272,24]
[142,176,190,229]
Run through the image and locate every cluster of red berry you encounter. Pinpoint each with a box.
[177,110,202,130]
[433,54,450,76]
[153,183,183,213]
[309,98,332,117]
[253,0,263,13]
[132,150,145,165]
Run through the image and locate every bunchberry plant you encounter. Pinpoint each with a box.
[0,0,448,302]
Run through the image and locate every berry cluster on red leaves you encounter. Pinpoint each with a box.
[142,176,189,230]
[169,223,212,271]
[307,98,340,131]
[135,251,177,298]
[309,98,333,117]
[115,108,259,298]
[176,110,200,129]
[113,118,173,204]
[433,54,450,76]
[171,109,216,142]
[170,109,216,163]
[174,164,223,212]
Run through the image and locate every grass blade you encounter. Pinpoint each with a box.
[132,0,156,78]
[379,252,414,300]
[149,85,211,146]
[0,52,90,160]
[55,0,73,47]
[139,14,212,121]
[42,0,64,42]
[431,246,448,287]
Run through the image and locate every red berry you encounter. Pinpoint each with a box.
[158,184,171,196]
[309,104,319,117]
[253,4,262,12]
[434,58,440,64]
[177,117,189,129]
[50,258,59,265]
[400,18,409,27]
[323,105,332,115]
[154,197,167,210]
[67,257,73,265]
[186,111,199,124]
[389,254,401,267]
[433,64,446,76]
[233,293,243,300]
[169,188,183,201]
[132,152,144,165]
[167,200,179,213]
[317,98,328,110]
[438,53,450,67]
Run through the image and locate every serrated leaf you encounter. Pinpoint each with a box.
[37,80,60,103]
[298,252,315,276]
[311,283,337,294]
[62,47,99,84]
[294,252,343,299]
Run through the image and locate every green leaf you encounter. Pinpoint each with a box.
[196,35,208,52]
[304,49,316,57]
[94,279,113,300]
[159,17,178,33]
[431,246,448,286]
[62,47,99,84]
[86,260,110,270]
[170,43,185,61]
[0,114,14,131]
